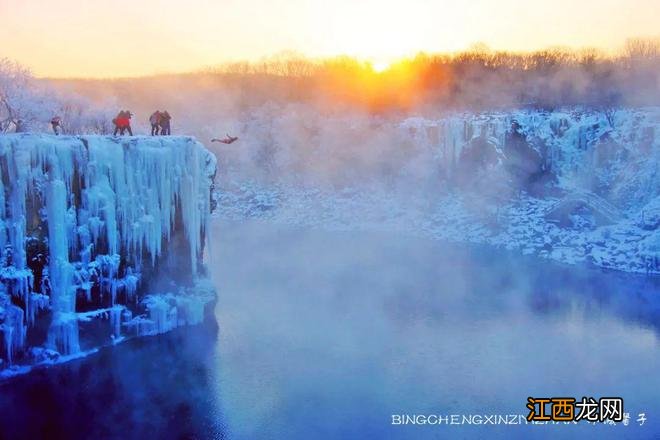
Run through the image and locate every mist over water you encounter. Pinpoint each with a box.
[211,221,660,439]
[2,220,658,438]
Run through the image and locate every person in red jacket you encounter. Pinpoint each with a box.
[113,110,133,136]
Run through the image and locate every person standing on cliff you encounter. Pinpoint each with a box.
[14,119,26,133]
[149,110,161,136]
[51,116,62,135]
[113,110,133,136]
[159,110,171,135]
[123,110,134,136]
[112,111,124,136]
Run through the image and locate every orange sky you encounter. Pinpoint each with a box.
[0,0,658,78]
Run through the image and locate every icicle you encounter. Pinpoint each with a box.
[109,306,123,339]
[0,134,216,365]
[47,312,80,355]
[0,302,26,364]
[45,179,79,355]
[122,268,139,302]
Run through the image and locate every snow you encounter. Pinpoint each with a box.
[124,280,215,337]
[216,181,659,274]
[0,134,216,373]
[215,107,659,275]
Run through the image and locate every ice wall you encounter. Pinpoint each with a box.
[0,134,216,371]
[401,108,659,206]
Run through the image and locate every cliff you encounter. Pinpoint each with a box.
[0,134,217,374]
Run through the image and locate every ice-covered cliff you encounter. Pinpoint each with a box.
[0,134,216,375]
[401,108,659,205]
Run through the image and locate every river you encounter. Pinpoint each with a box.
[1,220,659,439]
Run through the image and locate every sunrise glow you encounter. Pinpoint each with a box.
[372,61,391,73]
[0,0,658,78]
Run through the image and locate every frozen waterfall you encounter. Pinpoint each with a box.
[0,134,217,374]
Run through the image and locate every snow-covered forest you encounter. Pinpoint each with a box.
[0,59,115,135]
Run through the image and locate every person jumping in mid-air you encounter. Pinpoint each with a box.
[51,116,62,135]
[149,110,161,135]
[212,134,239,144]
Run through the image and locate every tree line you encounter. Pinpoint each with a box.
[203,38,660,112]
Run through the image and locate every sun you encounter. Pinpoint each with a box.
[372,61,390,73]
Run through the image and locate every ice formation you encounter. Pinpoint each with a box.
[217,107,659,274]
[0,134,216,373]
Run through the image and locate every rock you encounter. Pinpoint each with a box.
[637,196,660,230]
[27,347,60,363]
[546,191,622,229]
[455,135,510,201]
[638,231,660,270]
[503,125,556,195]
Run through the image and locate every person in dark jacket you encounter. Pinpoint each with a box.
[159,111,171,135]
[51,116,62,135]
[149,111,161,136]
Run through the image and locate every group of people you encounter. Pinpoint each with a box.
[46,111,238,144]
[111,110,172,136]
[148,110,172,136]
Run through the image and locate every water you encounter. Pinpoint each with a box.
[1,220,659,439]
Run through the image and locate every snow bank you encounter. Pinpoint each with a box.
[0,134,216,374]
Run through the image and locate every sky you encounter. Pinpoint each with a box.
[0,0,658,78]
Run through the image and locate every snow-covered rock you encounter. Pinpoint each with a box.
[546,191,622,228]
[638,232,660,269]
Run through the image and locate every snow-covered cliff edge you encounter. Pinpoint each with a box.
[0,134,216,375]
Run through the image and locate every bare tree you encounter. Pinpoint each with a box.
[0,58,60,132]
[0,58,30,131]
[623,37,660,62]
[1,58,118,134]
